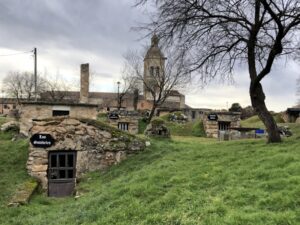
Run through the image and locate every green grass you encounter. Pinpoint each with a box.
[241,114,284,128]
[0,116,7,126]
[138,119,148,134]
[97,112,108,123]
[159,113,206,137]
[0,130,30,207]
[0,123,299,224]
[165,120,206,137]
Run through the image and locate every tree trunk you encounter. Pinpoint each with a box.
[148,105,157,122]
[250,83,281,143]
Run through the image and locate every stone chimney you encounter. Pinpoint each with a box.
[80,63,89,104]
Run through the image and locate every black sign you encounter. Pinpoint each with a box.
[30,133,55,148]
[207,114,218,121]
[108,112,119,120]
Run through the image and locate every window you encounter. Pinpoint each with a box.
[218,121,231,131]
[49,152,76,180]
[156,67,160,76]
[52,110,69,117]
[118,122,129,131]
[150,66,154,76]
[192,111,196,119]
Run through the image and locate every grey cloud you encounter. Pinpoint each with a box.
[0,0,298,111]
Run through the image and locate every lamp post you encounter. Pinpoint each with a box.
[1,90,4,115]
[117,81,120,110]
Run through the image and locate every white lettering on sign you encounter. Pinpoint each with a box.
[33,140,52,145]
[39,135,46,139]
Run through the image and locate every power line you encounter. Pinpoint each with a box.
[0,50,33,57]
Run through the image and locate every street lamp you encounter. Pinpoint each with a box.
[117,81,120,110]
[1,90,4,115]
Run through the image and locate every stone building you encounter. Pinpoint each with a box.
[18,64,99,136]
[0,98,18,116]
[107,111,139,134]
[27,117,145,197]
[283,107,300,123]
[143,34,186,110]
[40,35,186,114]
[203,111,241,138]
[18,101,98,136]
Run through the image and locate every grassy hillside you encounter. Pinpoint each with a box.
[0,124,30,206]
[138,118,206,137]
[0,123,299,224]
[241,114,285,128]
[165,120,206,137]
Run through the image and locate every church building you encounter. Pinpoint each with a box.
[40,35,186,113]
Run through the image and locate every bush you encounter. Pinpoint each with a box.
[151,117,165,127]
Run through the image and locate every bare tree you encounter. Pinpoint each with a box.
[136,0,300,142]
[116,73,141,110]
[3,71,47,103]
[123,48,190,121]
[43,76,72,101]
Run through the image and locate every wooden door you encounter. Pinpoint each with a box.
[48,151,76,197]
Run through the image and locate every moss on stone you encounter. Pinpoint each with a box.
[8,178,38,207]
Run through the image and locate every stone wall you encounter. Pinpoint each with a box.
[203,112,241,138]
[27,117,145,191]
[184,108,211,121]
[18,103,98,136]
[108,115,139,135]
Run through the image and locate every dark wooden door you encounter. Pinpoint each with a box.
[48,151,76,197]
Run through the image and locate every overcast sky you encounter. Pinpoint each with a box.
[0,0,299,111]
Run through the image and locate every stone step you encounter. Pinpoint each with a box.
[7,180,38,207]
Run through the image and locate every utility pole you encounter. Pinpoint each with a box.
[1,90,4,115]
[117,81,120,110]
[33,47,37,101]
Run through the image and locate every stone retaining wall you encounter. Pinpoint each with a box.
[108,115,139,134]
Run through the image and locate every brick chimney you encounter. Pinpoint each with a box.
[80,63,89,103]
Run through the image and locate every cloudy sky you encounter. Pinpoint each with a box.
[0,0,299,112]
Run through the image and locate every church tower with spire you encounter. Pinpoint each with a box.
[143,34,167,100]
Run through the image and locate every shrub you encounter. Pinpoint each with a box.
[151,117,165,127]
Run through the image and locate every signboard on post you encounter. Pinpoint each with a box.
[207,114,218,121]
[30,133,55,148]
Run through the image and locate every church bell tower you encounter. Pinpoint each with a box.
[143,34,166,100]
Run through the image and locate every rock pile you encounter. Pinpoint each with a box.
[144,118,170,138]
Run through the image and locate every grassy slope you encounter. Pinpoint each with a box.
[241,114,284,128]
[0,118,31,206]
[0,123,299,224]
[165,120,206,137]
